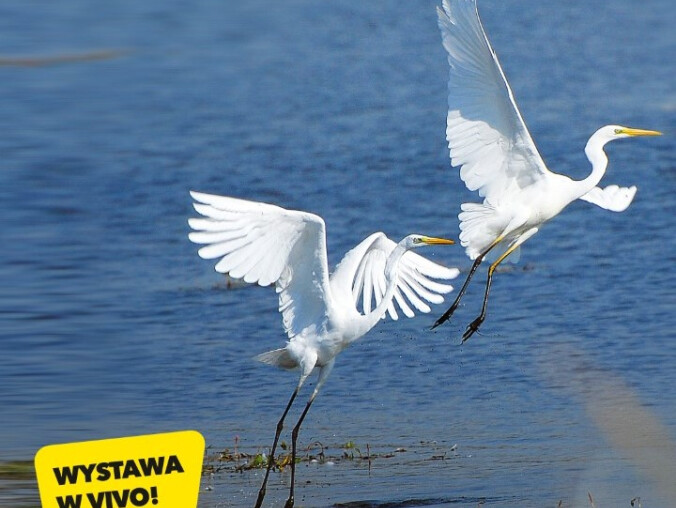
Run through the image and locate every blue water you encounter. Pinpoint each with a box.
[1,0,674,506]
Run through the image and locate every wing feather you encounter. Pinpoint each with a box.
[438,0,550,204]
[400,265,444,304]
[351,256,367,304]
[362,254,375,314]
[224,235,274,282]
[395,277,430,315]
[188,191,332,339]
[388,290,404,320]
[578,185,637,212]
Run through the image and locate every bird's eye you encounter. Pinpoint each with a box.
[614,128,622,134]
[413,237,422,244]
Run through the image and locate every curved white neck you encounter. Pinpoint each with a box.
[576,132,610,197]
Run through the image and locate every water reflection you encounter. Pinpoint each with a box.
[538,343,676,506]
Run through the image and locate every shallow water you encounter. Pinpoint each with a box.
[1,0,675,506]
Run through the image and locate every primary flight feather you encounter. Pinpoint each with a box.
[431,0,661,341]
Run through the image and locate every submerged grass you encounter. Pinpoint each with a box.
[0,460,38,508]
[201,437,454,477]
[201,439,381,475]
[0,460,34,479]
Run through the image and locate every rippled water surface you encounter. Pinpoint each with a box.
[1,0,674,506]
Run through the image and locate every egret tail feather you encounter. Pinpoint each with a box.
[255,348,297,369]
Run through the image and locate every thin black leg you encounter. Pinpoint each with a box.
[431,254,483,329]
[432,235,506,330]
[461,265,496,342]
[284,396,316,508]
[254,387,298,508]
[461,234,528,342]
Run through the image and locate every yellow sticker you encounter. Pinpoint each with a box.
[35,430,205,508]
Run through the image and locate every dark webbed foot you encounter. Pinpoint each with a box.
[461,315,485,343]
[431,300,460,329]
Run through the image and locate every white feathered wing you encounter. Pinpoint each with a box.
[438,0,551,205]
[188,191,332,341]
[332,233,460,321]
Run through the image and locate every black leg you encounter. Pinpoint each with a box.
[431,254,483,329]
[432,237,504,330]
[461,234,528,342]
[461,265,496,342]
[254,387,298,508]
[284,395,317,508]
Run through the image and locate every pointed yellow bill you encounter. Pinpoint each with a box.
[421,236,455,245]
[620,127,662,137]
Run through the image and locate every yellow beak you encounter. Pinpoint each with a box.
[421,236,455,245]
[620,127,662,137]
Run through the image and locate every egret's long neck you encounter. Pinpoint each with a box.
[358,242,409,334]
[576,132,610,197]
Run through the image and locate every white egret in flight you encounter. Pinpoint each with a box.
[431,0,662,341]
[188,191,458,508]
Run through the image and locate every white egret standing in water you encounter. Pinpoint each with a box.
[431,0,662,340]
[188,191,458,507]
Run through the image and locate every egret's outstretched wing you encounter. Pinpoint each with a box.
[438,0,550,203]
[188,191,332,339]
[579,185,637,212]
[333,233,459,321]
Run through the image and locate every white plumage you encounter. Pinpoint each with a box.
[188,190,457,507]
[578,184,638,213]
[189,191,458,354]
[432,0,661,340]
